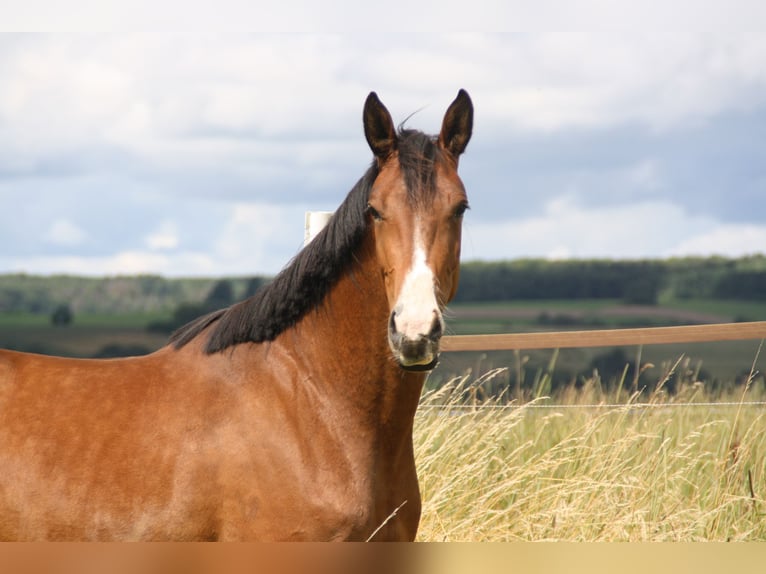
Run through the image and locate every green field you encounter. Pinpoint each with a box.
[0,312,171,357]
[446,298,766,332]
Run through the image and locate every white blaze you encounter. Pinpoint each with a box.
[392,232,443,340]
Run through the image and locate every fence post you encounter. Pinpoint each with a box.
[304,211,334,246]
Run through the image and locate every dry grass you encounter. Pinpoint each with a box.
[414,358,766,541]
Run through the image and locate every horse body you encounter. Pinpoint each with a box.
[0,90,472,541]
[0,244,418,541]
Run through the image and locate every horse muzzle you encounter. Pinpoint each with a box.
[388,310,443,372]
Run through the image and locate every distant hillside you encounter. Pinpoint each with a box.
[0,274,264,315]
[2,255,766,315]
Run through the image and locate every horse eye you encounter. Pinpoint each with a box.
[367,204,384,221]
[453,202,469,219]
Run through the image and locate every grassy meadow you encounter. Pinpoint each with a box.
[413,366,766,541]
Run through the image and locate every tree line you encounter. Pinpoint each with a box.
[1,255,765,317]
[0,274,264,315]
[146,277,266,334]
[453,255,766,304]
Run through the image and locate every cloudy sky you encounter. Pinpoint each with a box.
[1,33,765,277]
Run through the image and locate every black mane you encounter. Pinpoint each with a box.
[170,130,441,354]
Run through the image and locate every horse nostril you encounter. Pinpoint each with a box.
[428,314,443,341]
[389,311,398,335]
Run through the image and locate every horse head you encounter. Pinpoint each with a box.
[363,90,473,371]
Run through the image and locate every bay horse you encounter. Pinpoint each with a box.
[0,90,473,541]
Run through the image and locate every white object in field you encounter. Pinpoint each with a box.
[304,211,334,246]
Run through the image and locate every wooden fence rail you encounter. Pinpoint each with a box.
[441,321,766,352]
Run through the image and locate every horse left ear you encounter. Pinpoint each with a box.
[439,89,473,160]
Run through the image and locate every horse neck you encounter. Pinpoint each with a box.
[294,235,426,433]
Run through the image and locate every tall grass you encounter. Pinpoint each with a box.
[413,353,766,541]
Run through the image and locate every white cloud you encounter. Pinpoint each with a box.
[461,195,766,262]
[477,33,766,132]
[145,220,179,251]
[213,202,308,274]
[0,250,215,277]
[44,219,88,246]
[3,34,766,162]
[666,224,766,258]
[624,159,664,192]
[0,201,311,276]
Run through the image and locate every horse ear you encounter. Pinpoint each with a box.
[363,92,397,162]
[439,89,473,160]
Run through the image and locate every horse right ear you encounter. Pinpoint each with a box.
[363,92,397,162]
